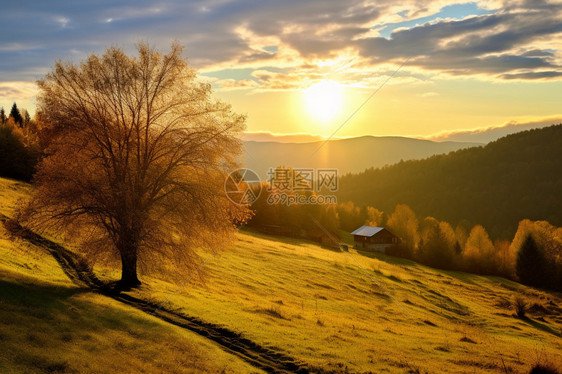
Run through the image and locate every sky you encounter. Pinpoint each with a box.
[1,0,561,139]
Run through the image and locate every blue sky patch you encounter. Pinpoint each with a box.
[378,2,494,38]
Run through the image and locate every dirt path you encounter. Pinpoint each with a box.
[1,214,312,374]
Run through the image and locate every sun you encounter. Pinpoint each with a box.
[304,80,343,121]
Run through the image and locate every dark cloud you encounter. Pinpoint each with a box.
[499,71,562,79]
[415,54,556,74]
[354,10,562,77]
[522,49,555,57]
[0,0,561,84]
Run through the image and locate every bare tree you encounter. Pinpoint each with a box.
[20,43,251,288]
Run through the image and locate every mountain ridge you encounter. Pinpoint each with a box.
[243,136,482,178]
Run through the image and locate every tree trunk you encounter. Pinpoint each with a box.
[118,245,141,289]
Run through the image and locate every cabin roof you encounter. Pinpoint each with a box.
[351,225,385,237]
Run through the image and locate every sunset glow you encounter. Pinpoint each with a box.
[303,80,344,122]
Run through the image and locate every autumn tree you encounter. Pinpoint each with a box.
[20,44,251,288]
[365,206,384,227]
[510,220,562,260]
[386,204,419,257]
[462,225,497,274]
[337,201,365,231]
[22,109,31,127]
[439,221,457,252]
[315,203,339,236]
[0,107,6,124]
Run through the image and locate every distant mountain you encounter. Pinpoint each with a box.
[337,124,562,239]
[243,136,482,178]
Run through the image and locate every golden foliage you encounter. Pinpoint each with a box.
[19,43,251,285]
[387,204,420,252]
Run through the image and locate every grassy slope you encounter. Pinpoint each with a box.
[2,176,562,373]
[132,232,562,373]
[0,177,261,374]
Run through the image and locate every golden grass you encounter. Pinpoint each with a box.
[0,180,262,373]
[2,175,562,373]
[127,233,562,373]
[0,176,31,217]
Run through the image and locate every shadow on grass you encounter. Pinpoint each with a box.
[0,274,192,373]
[0,278,88,312]
[522,317,561,337]
[0,274,165,332]
[355,249,421,267]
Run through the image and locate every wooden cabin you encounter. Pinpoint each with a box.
[351,226,399,252]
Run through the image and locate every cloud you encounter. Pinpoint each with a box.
[215,78,260,90]
[0,82,37,113]
[219,0,562,87]
[499,71,562,80]
[0,0,561,93]
[0,82,37,101]
[427,116,562,143]
[354,11,562,78]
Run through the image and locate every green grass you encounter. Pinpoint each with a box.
[2,175,562,373]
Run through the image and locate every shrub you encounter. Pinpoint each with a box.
[529,362,562,374]
[513,295,528,319]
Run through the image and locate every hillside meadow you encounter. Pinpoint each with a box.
[0,177,260,373]
[1,175,562,373]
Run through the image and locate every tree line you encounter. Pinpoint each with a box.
[249,195,562,292]
[382,204,562,292]
[246,167,340,240]
[1,102,31,127]
[336,124,562,239]
[0,102,40,181]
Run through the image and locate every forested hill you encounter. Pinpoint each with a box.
[337,124,562,239]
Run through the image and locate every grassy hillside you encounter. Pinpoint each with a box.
[337,124,562,239]
[2,176,562,373]
[125,231,562,373]
[0,179,261,373]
